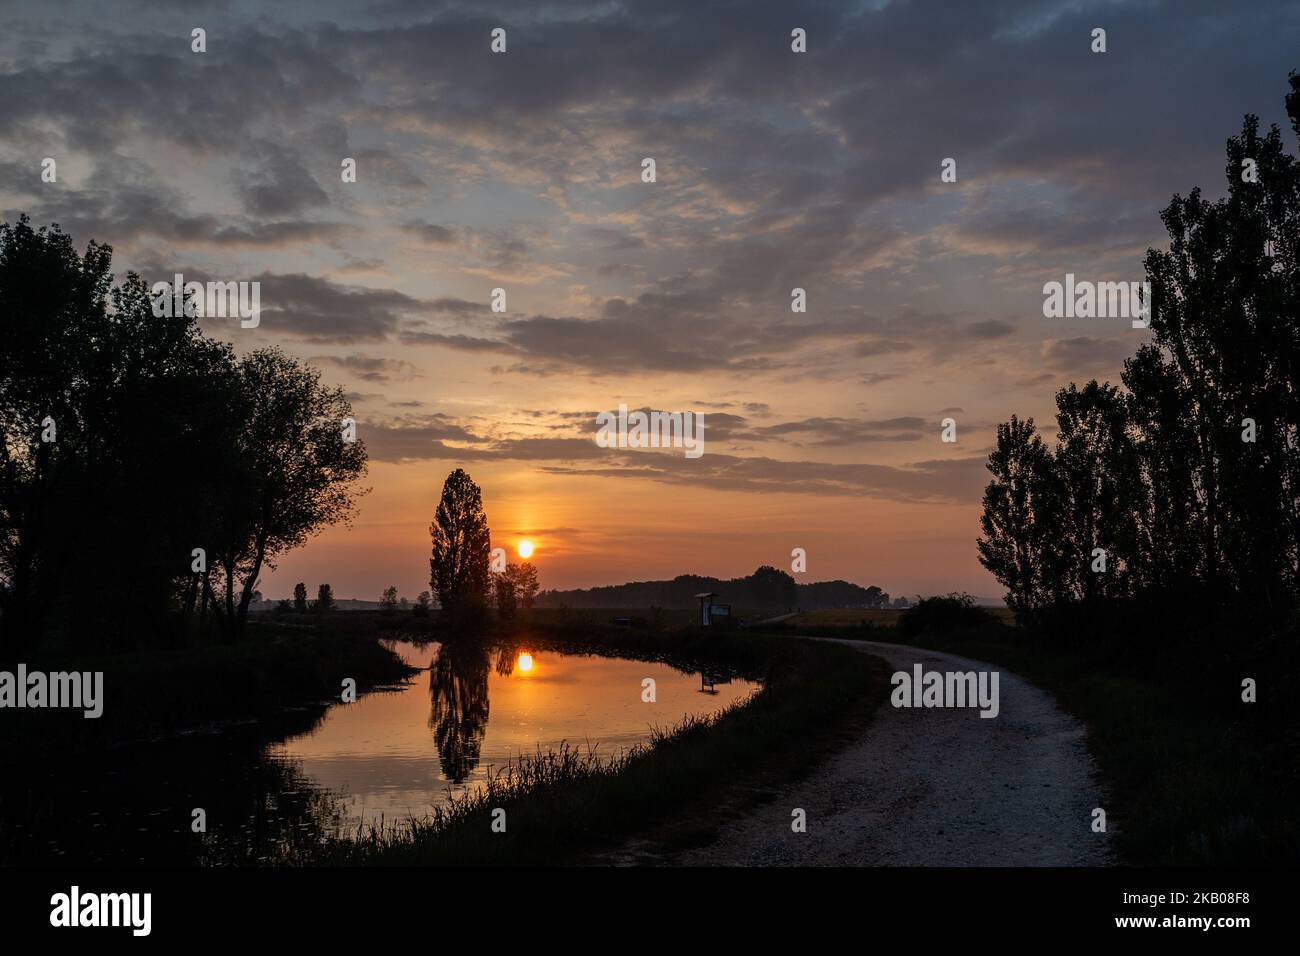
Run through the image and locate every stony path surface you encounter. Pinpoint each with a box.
[670,638,1113,866]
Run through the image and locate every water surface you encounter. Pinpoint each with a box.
[268,640,757,831]
[0,639,757,864]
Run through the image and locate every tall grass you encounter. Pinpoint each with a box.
[309,722,709,865]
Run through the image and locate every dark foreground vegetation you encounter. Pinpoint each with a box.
[0,617,415,761]
[755,596,1299,866]
[2,608,890,865]
[291,618,891,866]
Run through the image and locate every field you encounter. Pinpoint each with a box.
[781,607,1015,628]
[786,608,905,627]
[522,606,1019,629]
[526,606,699,627]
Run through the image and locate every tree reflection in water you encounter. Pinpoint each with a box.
[427,639,492,783]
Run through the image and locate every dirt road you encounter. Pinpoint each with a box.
[673,638,1113,866]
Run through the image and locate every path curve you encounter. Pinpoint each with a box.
[674,638,1113,866]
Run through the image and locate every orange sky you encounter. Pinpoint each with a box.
[6,1,1293,605]
[261,457,1000,603]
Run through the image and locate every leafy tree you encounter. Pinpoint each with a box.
[1051,381,1143,603]
[513,562,539,609]
[429,469,491,619]
[414,591,431,618]
[1122,345,1205,594]
[493,561,540,621]
[380,585,398,615]
[981,73,1300,622]
[293,582,308,613]
[898,593,995,637]
[201,349,367,640]
[745,565,798,610]
[493,569,518,620]
[0,216,239,652]
[0,217,369,652]
[0,217,111,655]
[1137,80,1300,613]
[977,416,1066,615]
[315,583,335,612]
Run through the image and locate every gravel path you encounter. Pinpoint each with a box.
[671,639,1113,866]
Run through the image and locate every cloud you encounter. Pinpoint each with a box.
[4,174,345,250]
[1041,336,1134,376]
[360,416,486,459]
[235,143,329,217]
[361,413,982,502]
[853,338,916,358]
[541,451,990,504]
[398,330,511,351]
[352,148,427,188]
[252,273,433,343]
[309,354,420,382]
[965,319,1016,340]
[742,416,927,446]
[400,221,458,245]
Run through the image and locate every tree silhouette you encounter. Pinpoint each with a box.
[201,350,367,641]
[980,73,1300,622]
[429,469,491,621]
[514,562,539,609]
[493,568,518,620]
[977,416,1064,615]
[0,218,235,652]
[314,583,335,612]
[493,561,540,621]
[0,217,369,652]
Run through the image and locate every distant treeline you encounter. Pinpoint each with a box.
[535,565,902,611]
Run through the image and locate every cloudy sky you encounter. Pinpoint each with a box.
[2,0,1296,602]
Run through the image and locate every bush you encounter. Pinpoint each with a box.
[898,593,995,637]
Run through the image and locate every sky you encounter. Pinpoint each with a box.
[2,0,1297,602]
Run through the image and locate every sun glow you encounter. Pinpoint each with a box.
[517,540,534,559]
[516,652,534,673]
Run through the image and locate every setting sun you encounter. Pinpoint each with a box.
[517,540,534,559]
[516,652,534,673]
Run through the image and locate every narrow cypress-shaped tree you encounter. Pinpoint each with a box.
[430,469,491,622]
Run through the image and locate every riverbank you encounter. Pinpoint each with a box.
[0,618,417,759]
[307,623,892,865]
[3,614,893,866]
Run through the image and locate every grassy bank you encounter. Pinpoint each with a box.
[305,625,891,865]
[0,616,416,757]
[755,616,1299,865]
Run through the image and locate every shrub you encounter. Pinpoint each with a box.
[897,593,995,637]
